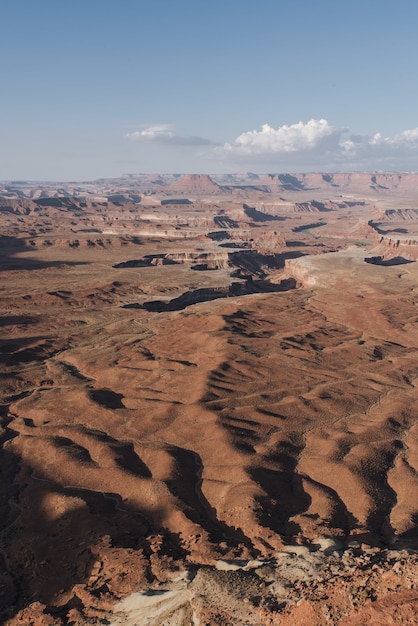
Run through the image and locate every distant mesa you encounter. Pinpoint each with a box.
[254,172,418,194]
[144,174,166,185]
[166,174,223,195]
[261,173,308,191]
[4,172,418,201]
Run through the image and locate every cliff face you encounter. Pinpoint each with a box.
[384,208,418,221]
[284,256,318,287]
[371,235,418,260]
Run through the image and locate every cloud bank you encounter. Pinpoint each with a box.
[341,128,418,159]
[125,120,418,171]
[221,119,418,170]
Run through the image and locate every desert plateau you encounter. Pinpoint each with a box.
[1,171,418,625]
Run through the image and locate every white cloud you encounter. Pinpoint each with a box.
[125,125,216,146]
[223,119,346,155]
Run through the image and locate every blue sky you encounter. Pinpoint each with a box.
[2,0,418,180]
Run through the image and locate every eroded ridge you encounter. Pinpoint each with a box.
[202,292,418,545]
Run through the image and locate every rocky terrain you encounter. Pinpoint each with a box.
[4,171,418,200]
[1,173,418,624]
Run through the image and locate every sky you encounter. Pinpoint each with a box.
[2,0,418,180]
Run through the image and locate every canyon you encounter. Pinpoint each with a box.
[1,172,418,625]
